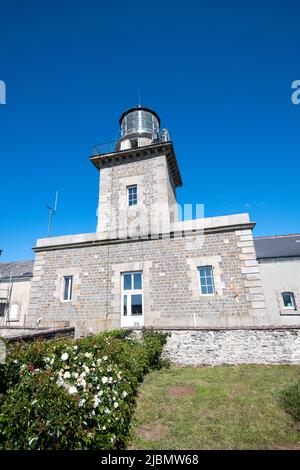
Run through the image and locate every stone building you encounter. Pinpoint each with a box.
[2,106,299,341]
[25,105,268,337]
[0,260,33,326]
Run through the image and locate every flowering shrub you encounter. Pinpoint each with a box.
[0,329,168,449]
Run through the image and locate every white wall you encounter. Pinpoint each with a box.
[258,257,300,325]
[0,279,32,326]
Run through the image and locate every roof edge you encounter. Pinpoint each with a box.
[255,233,300,240]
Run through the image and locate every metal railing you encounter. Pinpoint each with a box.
[92,141,118,156]
[91,129,171,157]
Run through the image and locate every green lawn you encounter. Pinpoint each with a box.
[130,365,300,450]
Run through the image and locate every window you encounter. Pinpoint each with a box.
[121,272,143,316]
[198,266,215,295]
[282,292,296,310]
[127,185,137,206]
[130,138,138,149]
[0,303,7,317]
[61,276,73,301]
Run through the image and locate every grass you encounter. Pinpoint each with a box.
[130,365,300,450]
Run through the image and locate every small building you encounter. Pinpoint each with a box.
[0,260,33,326]
[255,234,300,325]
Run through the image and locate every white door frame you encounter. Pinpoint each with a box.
[121,271,144,328]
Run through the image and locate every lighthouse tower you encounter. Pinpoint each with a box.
[90,105,182,239]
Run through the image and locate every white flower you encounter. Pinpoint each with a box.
[103,356,108,361]
[84,352,92,358]
[101,376,108,384]
[93,397,101,408]
[104,407,110,414]
[63,371,71,379]
[122,391,128,398]
[114,402,119,409]
[77,377,87,388]
[68,386,78,395]
[73,345,78,350]
[79,399,86,407]
[61,353,69,361]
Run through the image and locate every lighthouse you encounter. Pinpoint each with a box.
[90,105,182,238]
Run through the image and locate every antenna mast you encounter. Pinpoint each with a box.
[46,191,58,237]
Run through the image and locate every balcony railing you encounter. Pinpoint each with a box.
[91,129,171,156]
[91,141,119,156]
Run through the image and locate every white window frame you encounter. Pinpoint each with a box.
[282,291,296,310]
[61,275,73,302]
[121,271,143,319]
[127,185,137,206]
[198,265,216,296]
[9,303,20,322]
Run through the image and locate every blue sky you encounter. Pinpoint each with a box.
[0,0,299,261]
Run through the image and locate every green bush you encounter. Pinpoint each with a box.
[142,327,170,369]
[281,381,300,422]
[0,371,86,450]
[0,328,167,450]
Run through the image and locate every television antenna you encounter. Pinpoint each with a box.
[46,191,58,237]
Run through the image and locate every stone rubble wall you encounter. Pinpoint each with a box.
[160,327,300,365]
[0,326,75,343]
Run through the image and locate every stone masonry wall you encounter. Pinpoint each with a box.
[162,328,300,365]
[97,154,177,237]
[27,225,267,337]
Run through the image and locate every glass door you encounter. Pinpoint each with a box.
[121,271,144,327]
